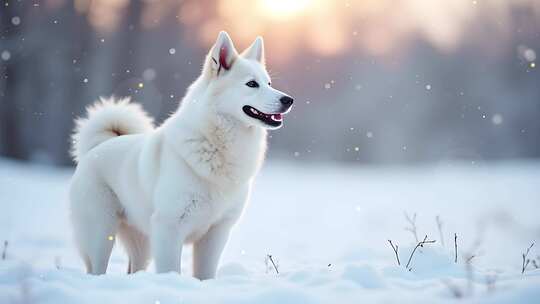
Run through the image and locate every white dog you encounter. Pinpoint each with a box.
[69,31,293,279]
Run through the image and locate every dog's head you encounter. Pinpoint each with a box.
[202,31,293,130]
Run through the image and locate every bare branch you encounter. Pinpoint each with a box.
[454,233,458,264]
[522,242,534,274]
[1,240,7,260]
[436,216,445,248]
[466,254,476,264]
[404,212,419,243]
[266,254,279,274]
[387,240,401,266]
[405,235,436,270]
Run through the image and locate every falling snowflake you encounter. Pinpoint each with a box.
[11,16,20,26]
[169,48,176,55]
[1,50,10,61]
[83,78,88,83]
[491,114,503,125]
[324,83,331,89]
[142,68,156,81]
[425,84,431,90]
[518,45,536,62]
[366,131,373,138]
[524,49,536,62]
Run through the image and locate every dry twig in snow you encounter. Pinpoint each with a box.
[405,235,436,270]
[466,254,476,264]
[387,240,401,266]
[1,241,7,260]
[454,233,458,264]
[436,216,445,247]
[404,212,419,243]
[521,242,535,274]
[266,254,279,274]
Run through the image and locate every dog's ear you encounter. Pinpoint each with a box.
[205,31,238,77]
[241,36,265,65]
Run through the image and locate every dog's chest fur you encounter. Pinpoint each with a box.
[158,113,266,241]
[177,114,267,185]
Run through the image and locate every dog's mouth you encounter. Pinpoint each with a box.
[242,105,284,128]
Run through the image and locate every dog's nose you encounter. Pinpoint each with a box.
[280,96,294,106]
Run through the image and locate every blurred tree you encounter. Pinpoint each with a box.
[0,0,27,160]
[0,0,539,166]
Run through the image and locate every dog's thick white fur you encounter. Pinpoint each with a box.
[69,31,293,279]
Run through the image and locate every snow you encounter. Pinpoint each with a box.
[1,158,540,303]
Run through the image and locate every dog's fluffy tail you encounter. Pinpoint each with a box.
[71,97,154,162]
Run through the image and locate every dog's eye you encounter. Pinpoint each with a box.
[246,80,259,88]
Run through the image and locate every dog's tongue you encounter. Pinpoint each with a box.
[272,114,282,120]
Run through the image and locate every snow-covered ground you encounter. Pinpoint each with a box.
[1,158,539,303]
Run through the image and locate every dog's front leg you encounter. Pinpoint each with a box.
[151,213,184,273]
[193,219,234,280]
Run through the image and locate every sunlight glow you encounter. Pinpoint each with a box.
[172,0,540,64]
[258,0,313,20]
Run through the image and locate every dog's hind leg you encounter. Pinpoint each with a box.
[70,175,121,275]
[118,222,150,274]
